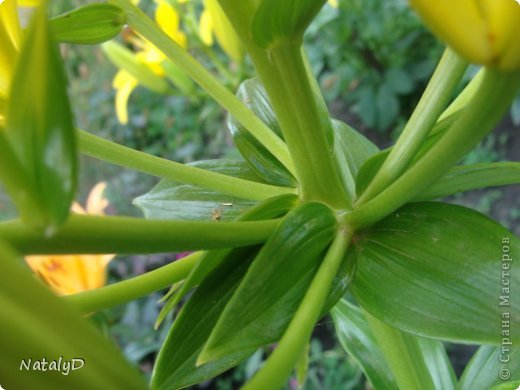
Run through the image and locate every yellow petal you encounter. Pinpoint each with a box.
[0,0,22,96]
[113,70,138,124]
[71,201,86,214]
[328,0,338,8]
[203,0,243,63]
[410,0,520,70]
[199,9,214,46]
[155,0,187,48]
[481,0,520,70]
[26,253,115,295]
[86,181,109,215]
[18,0,39,6]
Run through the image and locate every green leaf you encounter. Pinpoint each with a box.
[349,202,519,344]
[134,160,265,221]
[102,40,168,93]
[331,299,399,389]
[151,248,258,390]
[489,381,520,390]
[332,119,379,199]
[251,0,327,49]
[0,240,146,390]
[413,162,520,201]
[333,300,455,390]
[5,5,77,230]
[50,4,126,44]
[229,78,296,187]
[199,202,337,363]
[417,338,456,390]
[355,111,461,197]
[155,194,298,328]
[458,346,520,390]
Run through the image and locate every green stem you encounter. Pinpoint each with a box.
[78,129,295,201]
[0,214,279,255]
[66,252,201,314]
[364,312,435,390]
[217,0,349,209]
[346,69,520,230]
[357,48,467,204]
[108,0,296,176]
[257,45,349,208]
[243,228,352,390]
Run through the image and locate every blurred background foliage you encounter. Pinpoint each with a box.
[0,0,518,388]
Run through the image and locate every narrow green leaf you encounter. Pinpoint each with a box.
[50,4,126,44]
[331,299,398,390]
[102,41,168,93]
[134,159,271,221]
[5,5,77,230]
[332,119,379,199]
[200,202,337,364]
[417,338,456,390]
[151,248,259,390]
[251,0,327,49]
[458,346,520,390]
[413,162,520,201]
[229,78,296,187]
[155,193,298,328]
[350,202,519,344]
[0,240,146,389]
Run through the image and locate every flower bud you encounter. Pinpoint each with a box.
[410,0,520,71]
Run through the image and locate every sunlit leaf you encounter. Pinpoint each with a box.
[5,4,77,230]
[0,240,146,389]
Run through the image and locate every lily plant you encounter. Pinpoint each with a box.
[0,0,519,389]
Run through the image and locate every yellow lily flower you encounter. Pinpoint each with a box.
[0,0,40,124]
[410,0,520,71]
[198,0,244,63]
[0,0,22,104]
[111,0,187,124]
[25,182,116,295]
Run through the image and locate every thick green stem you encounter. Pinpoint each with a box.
[217,0,349,209]
[364,312,435,390]
[107,0,295,176]
[66,252,201,314]
[257,45,349,208]
[243,228,352,390]
[357,48,468,204]
[0,214,279,255]
[346,69,520,230]
[78,129,295,201]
